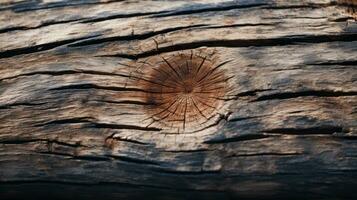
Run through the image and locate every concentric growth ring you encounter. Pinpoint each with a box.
[133,51,230,133]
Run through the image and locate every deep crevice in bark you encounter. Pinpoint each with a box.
[34,117,94,126]
[0,70,128,82]
[69,24,207,47]
[309,60,357,66]
[106,33,357,59]
[7,0,125,12]
[0,102,47,109]
[93,100,158,106]
[226,152,303,158]
[108,137,149,145]
[203,23,279,29]
[80,11,170,23]
[204,134,270,144]
[154,168,220,175]
[265,3,335,10]
[0,35,100,59]
[0,19,82,34]
[263,126,344,135]
[151,3,267,18]
[108,155,160,166]
[255,90,357,101]
[49,83,151,93]
[91,123,162,132]
[0,138,82,148]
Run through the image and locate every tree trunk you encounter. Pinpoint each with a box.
[1,0,357,199]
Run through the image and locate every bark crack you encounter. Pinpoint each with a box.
[254,90,357,101]
[107,33,357,59]
[262,126,345,135]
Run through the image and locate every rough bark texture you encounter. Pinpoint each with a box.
[0,0,357,199]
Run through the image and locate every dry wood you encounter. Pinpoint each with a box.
[0,0,357,199]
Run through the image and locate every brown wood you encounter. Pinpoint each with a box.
[0,0,357,199]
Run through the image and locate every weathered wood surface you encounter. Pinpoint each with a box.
[0,0,357,199]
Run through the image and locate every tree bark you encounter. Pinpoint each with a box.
[0,0,357,199]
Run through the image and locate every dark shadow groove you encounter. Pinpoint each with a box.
[49,83,187,94]
[0,70,128,82]
[263,126,344,135]
[265,3,335,10]
[226,152,303,158]
[109,137,149,145]
[69,24,207,47]
[0,35,100,59]
[150,2,336,19]
[203,23,278,29]
[0,180,227,192]
[81,11,170,23]
[204,134,270,144]
[154,168,220,175]
[9,0,125,12]
[49,83,145,92]
[106,33,357,59]
[0,19,82,34]
[92,123,162,131]
[228,116,263,122]
[0,138,81,147]
[309,60,357,66]
[255,90,357,101]
[108,155,160,165]
[150,3,268,18]
[95,100,158,106]
[35,117,94,127]
[0,102,46,109]
[42,152,159,164]
[163,149,211,153]
[34,117,161,131]
[233,89,273,98]
[72,156,112,162]
[331,16,356,22]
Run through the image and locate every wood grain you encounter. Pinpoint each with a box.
[0,0,357,199]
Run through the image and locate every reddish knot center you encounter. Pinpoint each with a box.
[182,81,194,94]
[134,51,229,133]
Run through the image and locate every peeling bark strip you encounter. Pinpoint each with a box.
[1,0,357,200]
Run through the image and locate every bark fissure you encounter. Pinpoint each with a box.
[150,3,268,18]
[204,134,270,144]
[107,33,357,59]
[34,117,95,127]
[8,0,125,13]
[0,35,100,59]
[255,90,357,101]
[0,19,82,34]
[0,102,47,109]
[309,60,357,66]
[80,11,170,23]
[0,138,82,148]
[108,155,160,166]
[262,126,344,135]
[226,152,303,158]
[91,123,162,132]
[0,70,129,82]
[107,137,149,145]
[69,24,207,47]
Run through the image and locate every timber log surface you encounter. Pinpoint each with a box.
[0,0,357,199]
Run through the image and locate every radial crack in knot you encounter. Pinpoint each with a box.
[130,50,231,133]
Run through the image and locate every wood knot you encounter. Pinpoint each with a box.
[130,50,231,133]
